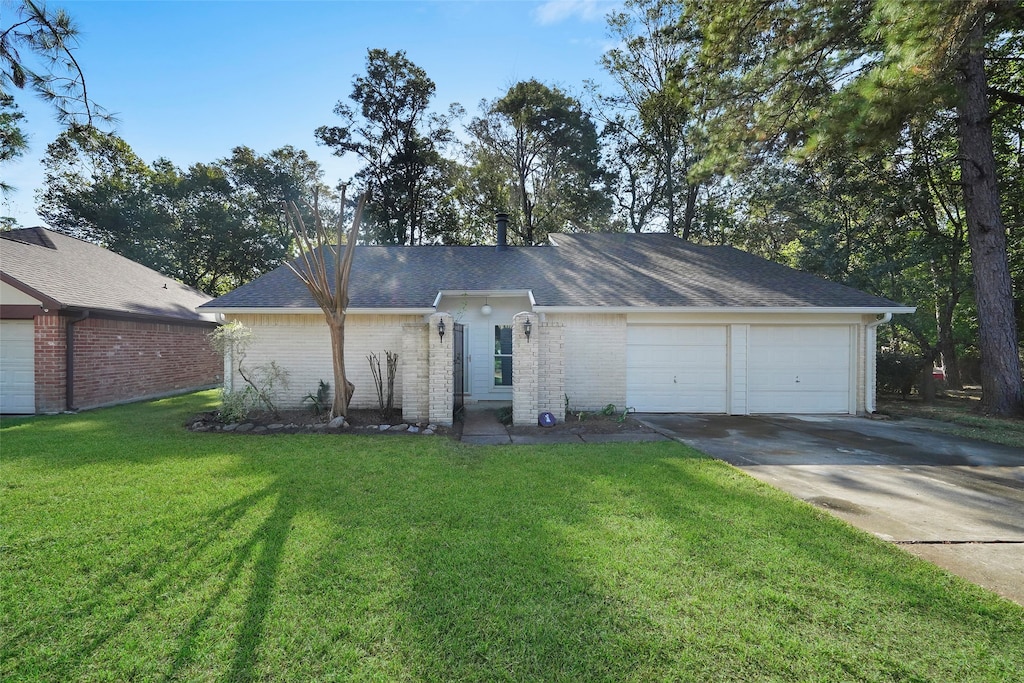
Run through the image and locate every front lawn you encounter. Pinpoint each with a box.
[878,390,1024,448]
[2,392,1021,681]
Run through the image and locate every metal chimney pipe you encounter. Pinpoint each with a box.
[495,212,509,252]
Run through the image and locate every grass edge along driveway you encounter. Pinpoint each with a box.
[2,391,1021,682]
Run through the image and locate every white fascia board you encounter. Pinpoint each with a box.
[533,305,917,315]
[432,289,536,307]
[200,307,435,316]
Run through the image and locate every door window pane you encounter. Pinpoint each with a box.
[494,325,512,386]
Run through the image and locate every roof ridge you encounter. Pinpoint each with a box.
[1,227,57,250]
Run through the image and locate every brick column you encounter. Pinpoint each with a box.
[34,314,67,413]
[427,312,454,426]
[512,311,539,426]
[538,321,565,421]
[402,322,429,423]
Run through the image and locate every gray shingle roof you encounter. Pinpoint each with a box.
[1,227,215,322]
[202,232,908,311]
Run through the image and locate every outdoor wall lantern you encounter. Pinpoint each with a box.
[438,318,446,341]
[523,318,532,342]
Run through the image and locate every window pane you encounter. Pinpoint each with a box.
[494,325,513,355]
[493,325,513,386]
[494,357,512,386]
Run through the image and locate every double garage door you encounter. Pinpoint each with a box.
[626,324,853,414]
[0,320,35,414]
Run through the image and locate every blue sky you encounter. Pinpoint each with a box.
[4,0,622,226]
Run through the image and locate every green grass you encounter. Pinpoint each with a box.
[2,392,1022,682]
[878,392,1024,448]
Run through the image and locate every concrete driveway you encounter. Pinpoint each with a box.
[636,413,1024,605]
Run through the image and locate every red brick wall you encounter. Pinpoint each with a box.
[34,315,221,413]
[34,314,67,413]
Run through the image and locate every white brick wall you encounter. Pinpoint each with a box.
[428,312,454,426]
[402,323,429,423]
[511,312,539,425]
[549,313,627,412]
[227,313,419,409]
[538,322,566,420]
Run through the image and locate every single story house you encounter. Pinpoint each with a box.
[0,227,221,414]
[200,223,913,426]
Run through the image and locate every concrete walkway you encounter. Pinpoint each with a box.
[461,408,513,445]
[637,413,1024,606]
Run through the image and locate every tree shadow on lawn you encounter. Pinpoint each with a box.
[4,403,1023,681]
[2,479,296,682]
[407,452,1021,680]
[274,444,1023,681]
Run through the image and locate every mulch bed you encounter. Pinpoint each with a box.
[506,411,655,436]
[187,406,655,439]
[186,408,449,436]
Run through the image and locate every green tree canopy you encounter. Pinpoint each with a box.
[37,128,328,294]
[687,0,1023,416]
[595,0,704,237]
[315,48,462,245]
[466,79,609,245]
[1,0,111,196]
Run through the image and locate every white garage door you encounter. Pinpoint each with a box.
[747,325,852,414]
[1,320,35,414]
[627,325,727,412]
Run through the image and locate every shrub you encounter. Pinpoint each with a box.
[368,351,399,422]
[877,352,926,397]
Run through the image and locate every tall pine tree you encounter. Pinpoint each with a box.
[688,0,1023,416]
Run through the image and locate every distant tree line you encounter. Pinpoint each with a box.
[3,0,1022,415]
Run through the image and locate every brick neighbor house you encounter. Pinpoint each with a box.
[0,227,221,414]
[200,219,914,427]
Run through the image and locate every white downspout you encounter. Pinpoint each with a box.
[865,313,893,413]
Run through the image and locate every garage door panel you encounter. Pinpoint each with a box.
[748,390,849,414]
[627,325,727,413]
[748,325,851,414]
[1,320,35,414]
[748,367,850,386]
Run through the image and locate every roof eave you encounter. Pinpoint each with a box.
[533,305,917,315]
[201,306,436,316]
[432,289,537,307]
[0,272,63,309]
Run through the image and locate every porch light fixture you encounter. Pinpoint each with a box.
[481,298,492,316]
[438,318,446,341]
[523,318,532,342]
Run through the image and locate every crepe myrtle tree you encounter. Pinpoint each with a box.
[284,188,367,418]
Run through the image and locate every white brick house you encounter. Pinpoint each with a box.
[200,230,913,426]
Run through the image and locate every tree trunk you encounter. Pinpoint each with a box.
[664,137,675,235]
[931,262,963,390]
[956,26,1024,416]
[327,314,355,417]
[681,182,698,241]
[936,314,962,390]
[919,364,937,404]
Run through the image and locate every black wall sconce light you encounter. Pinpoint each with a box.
[438,318,446,341]
[523,318,532,342]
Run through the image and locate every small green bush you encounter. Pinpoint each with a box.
[877,352,926,397]
[219,387,258,423]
